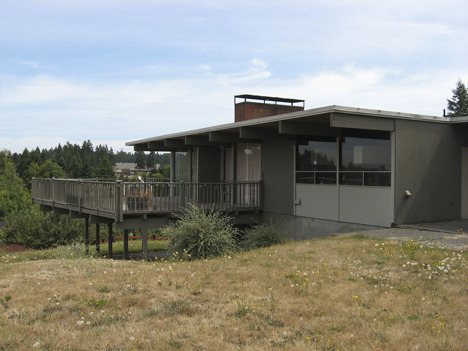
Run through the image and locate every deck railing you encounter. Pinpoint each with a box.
[32,178,262,221]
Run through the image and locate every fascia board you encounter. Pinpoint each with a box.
[126,105,451,146]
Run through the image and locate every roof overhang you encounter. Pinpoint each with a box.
[126,105,454,151]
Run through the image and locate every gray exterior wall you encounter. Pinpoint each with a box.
[395,120,461,224]
[261,139,295,215]
[197,146,221,183]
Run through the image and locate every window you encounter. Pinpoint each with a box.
[295,131,392,187]
[175,151,189,181]
[236,143,261,181]
[340,130,391,186]
[296,137,337,184]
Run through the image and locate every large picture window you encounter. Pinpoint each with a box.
[296,137,337,184]
[295,130,392,187]
[340,130,391,186]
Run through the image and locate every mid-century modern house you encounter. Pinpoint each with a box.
[32,94,468,256]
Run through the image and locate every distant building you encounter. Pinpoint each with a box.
[114,163,150,177]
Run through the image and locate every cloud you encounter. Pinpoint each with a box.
[215,59,271,85]
[2,64,461,141]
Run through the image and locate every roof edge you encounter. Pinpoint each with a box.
[126,105,453,146]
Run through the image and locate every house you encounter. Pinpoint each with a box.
[126,94,468,239]
[31,94,468,257]
[114,162,150,178]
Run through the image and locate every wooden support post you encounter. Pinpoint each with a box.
[85,217,89,255]
[107,222,113,259]
[141,228,148,261]
[123,230,129,260]
[95,223,100,254]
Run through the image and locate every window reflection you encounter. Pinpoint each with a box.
[295,131,391,187]
[296,137,337,184]
[340,131,391,186]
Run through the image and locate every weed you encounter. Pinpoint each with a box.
[407,313,420,321]
[77,298,109,309]
[163,204,239,259]
[241,221,287,250]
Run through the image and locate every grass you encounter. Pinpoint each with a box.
[0,239,169,263]
[0,234,467,350]
[98,239,169,256]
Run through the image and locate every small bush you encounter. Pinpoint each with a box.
[241,221,286,250]
[162,203,239,259]
[3,206,82,249]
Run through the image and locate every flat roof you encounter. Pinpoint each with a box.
[126,105,468,148]
[234,94,305,104]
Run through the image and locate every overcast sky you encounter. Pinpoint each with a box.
[1,0,467,154]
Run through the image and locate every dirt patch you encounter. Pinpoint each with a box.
[0,244,33,253]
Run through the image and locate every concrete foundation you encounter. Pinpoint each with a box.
[262,213,381,241]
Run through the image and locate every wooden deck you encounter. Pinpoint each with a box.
[32,178,262,223]
[32,178,262,260]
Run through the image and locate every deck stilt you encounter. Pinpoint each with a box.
[107,223,113,259]
[85,217,89,254]
[123,230,129,260]
[95,223,100,254]
[141,228,148,260]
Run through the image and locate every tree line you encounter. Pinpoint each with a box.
[9,141,170,188]
[0,143,170,249]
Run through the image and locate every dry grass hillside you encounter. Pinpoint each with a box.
[0,235,467,350]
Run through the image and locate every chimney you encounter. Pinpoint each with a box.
[234,94,305,122]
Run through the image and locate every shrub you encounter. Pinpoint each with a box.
[3,206,82,249]
[162,203,239,259]
[241,221,287,250]
[0,228,5,247]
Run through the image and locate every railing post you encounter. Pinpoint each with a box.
[96,182,99,216]
[78,180,82,213]
[115,180,122,222]
[52,179,55,209]
[180,181,185,208]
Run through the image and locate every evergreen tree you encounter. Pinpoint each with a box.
[135,151,146,169]
[146,151,155,169]
[447,79,468,117]
[95,157,116,179]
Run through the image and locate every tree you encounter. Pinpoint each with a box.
[0,150,31,220]
[135,151,146,169]
[95,157,115,179]
[146,151,155,170]
[447,79,468,117]
[39,160,65,178]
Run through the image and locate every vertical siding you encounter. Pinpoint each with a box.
[197,146,221,183]
[261,139,295,215]
[395,120,461,224]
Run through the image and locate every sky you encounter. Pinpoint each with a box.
[1,0,467,154]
